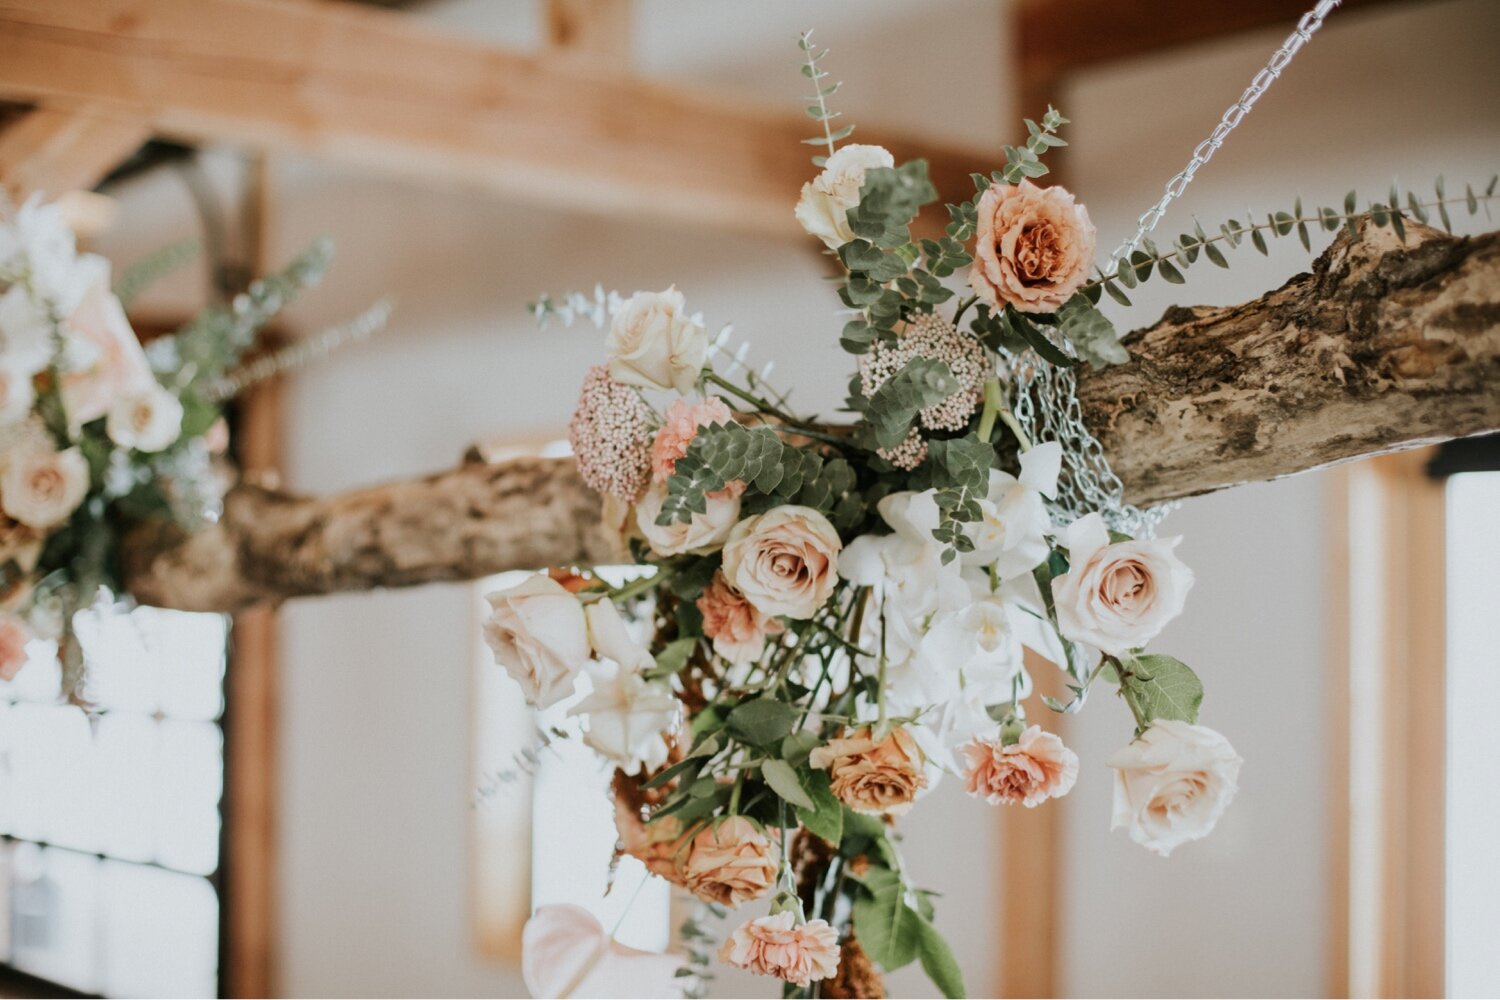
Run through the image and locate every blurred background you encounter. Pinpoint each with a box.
[0,0,1497,996]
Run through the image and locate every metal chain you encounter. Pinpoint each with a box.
[1013,0,1342,537]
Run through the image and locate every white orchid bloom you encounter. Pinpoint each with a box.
[963,440,1062,580]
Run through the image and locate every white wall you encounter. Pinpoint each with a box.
[92,0,1500,996]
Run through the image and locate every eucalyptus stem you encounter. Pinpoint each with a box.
[704,371,850,447]
[952,293,980,326]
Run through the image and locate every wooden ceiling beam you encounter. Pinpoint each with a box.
[0,103,150,200]
[0,0,989,238]
[545,0,633,72]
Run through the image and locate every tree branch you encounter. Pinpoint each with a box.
[123,220,1500,612]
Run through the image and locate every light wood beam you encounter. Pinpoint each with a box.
[0,0,986,237]
[0,104,149,199]
[545,0,632,72]
[119,219,1500,613]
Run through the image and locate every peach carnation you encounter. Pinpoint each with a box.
[696,571,783,664]
[963,725,1079,807]
[650,396,735,484]
[720,912,840,988]
[678,815,779,908]
[970,179,1097,314]
[809,725,928,815]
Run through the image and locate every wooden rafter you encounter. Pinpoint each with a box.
[0,0,988,237]
[120,220,1500,613]
[545,0,633,71]
[0,103,150,199]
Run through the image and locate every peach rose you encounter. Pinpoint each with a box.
[651,396,734,484]
[721,506,842,620]
[0,438,89,530]
[0,614,31,682]
[720,912,841,988]
[1110,720,1242,857]
[59,280,156,426]
[679,815,779,908]
[697,571,783,664]
[809,725,927,815]
[962,725,1079,807]
[969,179,1097,314]
[1052,513,1194,655]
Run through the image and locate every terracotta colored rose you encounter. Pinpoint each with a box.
[679,815,779,908]
[650,396,735,484]
[962,725,1079,807]
[0,614,31,682]
[969,179,1097,314]
[1052,513,1194,655]
[613,797,688,885]
[1110,720,1242,857]
[721,506,842,620]
[720,912,841,988]
[809,726,928,815]
[696,571,783,664]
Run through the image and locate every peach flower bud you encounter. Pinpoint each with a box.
[962,725,1079,807]
[720,911,841,988]
[969,179,1097,314]
[696,571,783,665]
[809,725,928,815]
[679,815,780,908]
[0,614,32,682]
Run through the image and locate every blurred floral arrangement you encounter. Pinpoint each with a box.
[0,193,380,702]
[486,28,1497,1000]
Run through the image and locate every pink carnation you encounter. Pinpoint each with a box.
[720,912,840,988]
[963,725,1079,807]
[651,396,734,483]
[696,571,783,664]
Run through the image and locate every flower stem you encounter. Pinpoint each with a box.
[607,569,667,604]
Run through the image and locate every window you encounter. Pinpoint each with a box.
[0,606,228,998]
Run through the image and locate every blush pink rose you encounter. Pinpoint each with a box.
[962,725,1079,807]
[721,506,842,620]
[0,614,31,682]
[696,571,783,664]
[720,912,840,988]
[969,179,1097,314]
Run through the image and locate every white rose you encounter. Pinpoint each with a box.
[605,287,707,394]
[0,362,35,426]
[106,384,183,453]
[794,144,895,249]
[1109,720,1242,856]
[482,574,590,708]
[963,440,1061,580]
[722,505,842,619]
[634,481,739,557]
[1051,513,1193,655]
[0,440,89,530]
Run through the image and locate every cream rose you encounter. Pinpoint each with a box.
[634,482,740,557]
[721,505,841,619]
[720,912,841,988]
[1109,720,1242,856]
[106,384,183,453]
[59,280,156,426]
[696,571,783,664]
[794,144,895,249]
[969,179,1097,314]
[606,287,707,394]
[481,574,590,709]
[962,726,1078,808]
[679,815,780,908]
[1052,513,1193,655]
[810,725,928,815]
[0,440,89,529]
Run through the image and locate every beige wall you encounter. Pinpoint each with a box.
[95,0,1500,996]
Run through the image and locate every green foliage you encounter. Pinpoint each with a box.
[647,637,697,680]
[795,769,843,843]
[846,161,938,250]
[760,758,816,811]
[920,438,994,561]
[861,357,958,449]
[112,239,199,309]
[726,697,797,747]
[659,422,825,524]
[1056,295,1128,368]
[1119,654,1203,730]
[852,866,920,972]
[914,917,967,999]
[798,31,852,165]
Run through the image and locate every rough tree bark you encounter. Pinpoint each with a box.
[122,220,1500,613]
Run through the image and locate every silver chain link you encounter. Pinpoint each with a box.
[1011,0,1341,537]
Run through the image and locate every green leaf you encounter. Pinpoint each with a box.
[761,758,816,811]
[1103,278,1132,306]
[852,867,920,972]
[1123,654,1204,724]
[1250,227,1269,255]
[1156,258,1186,284]
[1006,306,1077,368]
[795,769,843,843]
[1055,295,1128,368]
[647,637,697,680]
[914,916,967,999]
[727,697,797,746]
[780,730,821,767]
[1204,242,1229,268]
[865,356,958,448]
